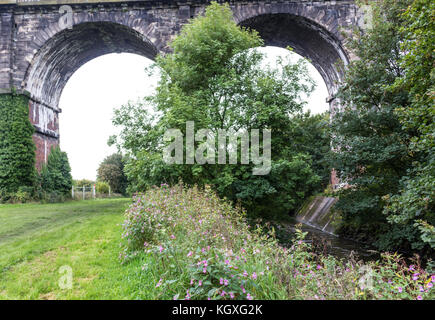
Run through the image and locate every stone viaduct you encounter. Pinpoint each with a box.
[0,0,367,179]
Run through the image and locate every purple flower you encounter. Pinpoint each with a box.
[247,293,253,300]
[155,278,163,288]
[398,287,403,293]
[252,272,257,280]
[417,295,423,300]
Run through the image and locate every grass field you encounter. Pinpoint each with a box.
[0,199,163,300]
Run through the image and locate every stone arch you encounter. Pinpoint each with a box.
[24,21,158,110]
[23,20,158,169]
[233,1,352,103]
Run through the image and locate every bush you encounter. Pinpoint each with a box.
[96,181,110,194]
[121,184,435,300]
[74,179,95,188]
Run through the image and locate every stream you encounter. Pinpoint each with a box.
[274,217,380,262]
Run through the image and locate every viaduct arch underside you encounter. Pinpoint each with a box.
[0,0,363,170]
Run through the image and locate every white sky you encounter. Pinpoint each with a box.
[59,46,329,180]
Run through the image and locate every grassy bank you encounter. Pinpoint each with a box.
[0,193,434,300]
[0,199,161,299]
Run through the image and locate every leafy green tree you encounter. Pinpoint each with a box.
[0,93,36,193]
[111,2,321,218]
[331,0,434,255]
[383,0,435,252]
[287,111,331,189]
[97,153,127,194]
[40,146,72,197]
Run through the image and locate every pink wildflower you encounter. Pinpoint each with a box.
[155,278,163,288]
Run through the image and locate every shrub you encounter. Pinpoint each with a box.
[121,184,435,300]
[96,181,110,194]
[74,179,95,188]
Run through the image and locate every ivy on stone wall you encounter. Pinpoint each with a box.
[0,93,36,193]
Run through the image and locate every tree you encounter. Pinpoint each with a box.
[97,153,127,194]
[383,0,435,253]
[0,93,36,193]
[286,111,331,189]
[331,0,434,255]
[40,146,72,197]
[111,2,321,219]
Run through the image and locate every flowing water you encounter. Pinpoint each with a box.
[275,218,379,261]
[274,196,380,261]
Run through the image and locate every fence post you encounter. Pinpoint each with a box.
[93,184,96,199]
[82,186,85,200]
[72,185,74,199]
[109,186,111,198]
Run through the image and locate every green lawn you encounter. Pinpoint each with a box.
[0,199,160,300]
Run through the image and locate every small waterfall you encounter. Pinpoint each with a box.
[296,196,338,234]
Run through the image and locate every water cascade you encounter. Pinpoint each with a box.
[296,196,339,234]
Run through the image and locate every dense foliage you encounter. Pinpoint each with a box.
[0,93,36,197]
[331,0,434,257]
[74,179,95,188]
[40,146,73,201]
[112,2,328,218]
[121,184,435,300]
[96,181,110,194]
[97,153,127,195]
[383,0,435,254]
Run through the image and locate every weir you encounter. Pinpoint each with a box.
[296,196,338,234]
